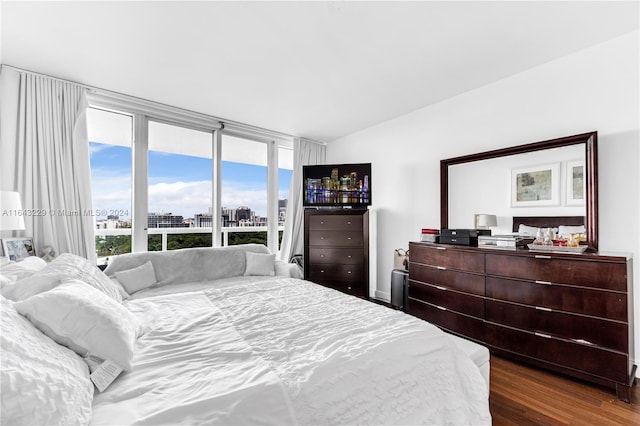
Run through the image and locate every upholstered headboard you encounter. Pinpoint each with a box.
[512,216,585,233]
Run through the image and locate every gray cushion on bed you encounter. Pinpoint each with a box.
[103,244,271,287]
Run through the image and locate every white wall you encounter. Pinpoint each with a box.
[327,31,639,368]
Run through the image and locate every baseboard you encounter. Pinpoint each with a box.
[374,290,390,302]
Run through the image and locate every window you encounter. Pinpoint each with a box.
[87,108,133,265]
[87,93,293,258]
[148,121,213,251]
[221,135,268,246]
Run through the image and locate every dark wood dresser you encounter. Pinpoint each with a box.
[304,209,369,297]
[408,241,636,402]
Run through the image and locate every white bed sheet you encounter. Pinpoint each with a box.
[91,292,297,425]
[92,277,491,425]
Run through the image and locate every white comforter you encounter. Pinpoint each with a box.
[92,277,491,425]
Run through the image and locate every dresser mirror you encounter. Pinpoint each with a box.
[440,132,598,251]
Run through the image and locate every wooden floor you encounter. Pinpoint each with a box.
[490,355,640,425]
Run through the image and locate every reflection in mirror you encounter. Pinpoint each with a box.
[448,145,585,233]
[440,132,598,251]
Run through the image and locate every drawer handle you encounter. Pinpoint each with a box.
[435,285,447,291]
[535,280,552,285]
[436,247,447,251]
[347,271,352,274]
[320,236,324,240]
[534,255,552,260]
[436,305,447,311]
[347,237,352,240]
[535,306,552,312]
[347,221,352,225]
[320,270,325,273]
[320,254,325,258]
[534,332,552,339]
[572,338,594,346]
[347,255,352,258]
[436,266,447,271]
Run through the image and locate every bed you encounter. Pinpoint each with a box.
[512,215,588,244]
[512,215,586,233]
[1,245,491,425]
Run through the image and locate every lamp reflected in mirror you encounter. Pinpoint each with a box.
[474,214,497,230]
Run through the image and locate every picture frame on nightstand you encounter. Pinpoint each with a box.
[1,237,36,262]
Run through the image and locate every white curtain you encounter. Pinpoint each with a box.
[5,68,95,262]
[279,138,326,262]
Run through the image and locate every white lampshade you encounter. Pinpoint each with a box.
[0,191,26,231]
[476,214,497,228]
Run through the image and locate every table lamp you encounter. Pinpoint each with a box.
[475,214,497,230]
[0,191,25,231]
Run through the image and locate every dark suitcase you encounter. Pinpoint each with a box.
[391,269,409,311]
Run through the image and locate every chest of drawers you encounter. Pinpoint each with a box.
[407,244,486,342]
[304,209,369,297]
[408,241,636,402]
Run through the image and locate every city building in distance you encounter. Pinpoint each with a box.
[96,200,288,229]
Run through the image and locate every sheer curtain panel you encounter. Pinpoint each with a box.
[5,68,95,262]
[279,138,326,262]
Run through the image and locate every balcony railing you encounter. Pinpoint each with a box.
[94,226,283,264]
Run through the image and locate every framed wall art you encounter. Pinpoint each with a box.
[566,160,585,206]
[511,163,560,207]
[2,237,36,262]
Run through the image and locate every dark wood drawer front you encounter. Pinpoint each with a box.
[486,323,629,384]
[308,248,363,265]
[486,253,627,291]
[408,298,485,342]
[409,243,484,273]
[318,281,366,298]
[486,277,627,321]
[409,262,484,296]
[308,263,364,282]
[308,231,363,247]
[308,215,363,231]
[485,300,628,353]
[409,280,484,318]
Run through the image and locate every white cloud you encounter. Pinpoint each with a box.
[147,180,269,218]
[91,174,278,219]
[221,187,268,217]
[91,167,132,218]
[89,143,112,156]
[148,181,212,217]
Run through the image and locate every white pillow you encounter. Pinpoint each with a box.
[558,225,586,238]
[517,224,540,237]
[0,256,48,290]
[2,253,122,303]
[244,251,276,276]
[111,277,131,300]
[1,295,93,425]
[114,260,157,294]
[0,256,47,283]
[0,274,13,289]
[14,280,139,371]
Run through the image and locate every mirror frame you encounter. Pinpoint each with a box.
[440,132,598,251]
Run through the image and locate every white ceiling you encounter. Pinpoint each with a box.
[1,1,638,142]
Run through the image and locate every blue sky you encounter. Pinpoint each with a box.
[90,142,292,219]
